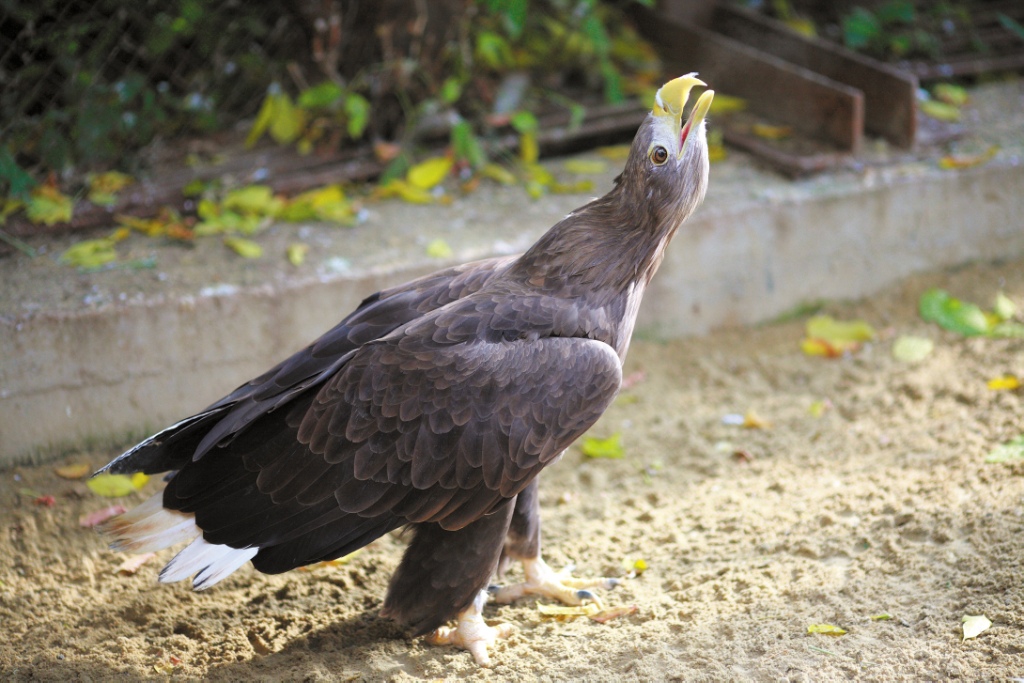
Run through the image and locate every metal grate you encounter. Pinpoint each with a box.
[0,0,311,178]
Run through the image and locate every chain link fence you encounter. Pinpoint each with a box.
[1,0,315,183]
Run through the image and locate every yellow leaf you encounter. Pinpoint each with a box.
[522,163,555,187]
[223,185,280,216]
[59,239,118,269]
[246,92,276,148]
[109,226,131,243]
[87,472,149,498]
[425,238,453,259]
[538,602,600,618]
[632,558,648,574]
[27,184,73,225]
[407,157,453,190]
[563,159,608,175]
[551,180,595,194]
[581,433,624,459]
[224,236,263,259]
[1,198,24,222]
[742,409,771,430]
[479,163,518,185]
[921,100,960,122]
[376,179,436,204]
[752,122,793,140]
[708,93,748,115]
[802,315,876,357]
[808,399,830,418]
[938,146,997,170]
[287,242,309,266]
[987,375,1021,391]
[870,613,893,621]
[269,93,306,145]
[520,130,539,164]
[933,83,969,106]
[892,335,934,363]
[962,614,991,641]
[596,145,631,161]
[280,185,353,223]
[87,171,134,206]
[54,463,91,479]
[807,623,846,636]
[784,17,816,37]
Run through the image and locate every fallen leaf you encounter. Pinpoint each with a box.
[581,433,624,459]
[801,315,876,357]
[631,558,648,575]
[27,183,73,225]
[223,185,282,216]
[86,473,150,498]
[920,99,960,122]
[742,409,772,429]
[223,236,263,259]
[373,141,403,163]
[752,122,793,140]
[919,288,990,336]
[589,604,638,623]
[708,93,748,115]
[55,463,91,479]
[407,157,453,190]
[519,130,539,164]
[870,613,893,621]
[375,179,435,204]
[808,399,831,418]
[87,171,134,206]
[425,238,453,259]
[563,159,608,175]
[479,163,518,185]
[933,83,969,106]
[79,505,128,528]
[807,623,847,636]
[538,602,600,619]
[993,292,1016,321]
[286,243,309,267]
[938,146,997,170]
[985,435,1024,463]
[116,553,156,575]
[987,375,1020,391]
[280,185,354,224]
[59,238,118,269]
[962,614,992,641]
[892,335,934,363]
[596,145,631,161]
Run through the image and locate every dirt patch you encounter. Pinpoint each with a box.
[2,256,1023,681]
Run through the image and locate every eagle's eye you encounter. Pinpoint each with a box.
[650,145,669,165]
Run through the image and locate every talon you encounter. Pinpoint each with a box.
[490,556,620,608]
[576,589,596,602]
[426,592,513,667]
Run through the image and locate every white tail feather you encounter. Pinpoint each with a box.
[101,492,256,589]
[160,535,258,590]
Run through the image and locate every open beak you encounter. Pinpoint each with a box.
[680,89,714,156]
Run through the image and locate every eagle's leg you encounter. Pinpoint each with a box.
[491,478,619,607]
[381,496,516,666]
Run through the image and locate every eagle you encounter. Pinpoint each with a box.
[97,74,714,666]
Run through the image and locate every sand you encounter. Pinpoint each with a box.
[2,256,1023,681]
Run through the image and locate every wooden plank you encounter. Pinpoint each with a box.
[713,4,918,148]
[631,6,863,153]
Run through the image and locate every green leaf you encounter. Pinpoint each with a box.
[246,91,276,148]
[581,433,625,459]
[451,120,486,168]
[993,292,1016,321]
[59,238,118,269]
[843,7,880,49]
[297,82,344,109]
[808,623,847,636]
[344,93,371,139]
[0,146,36,200]
[985,436,1024,464]
[440,77,463,105]
[224,236,263,259]
[997,12,1024,43]
[475,31,513,69]
[27,185,73,226]
[876,0,914,24]
[487,0,529,39]
[510,110,538,134]
[269,93,306,145]
[919,288,990,336]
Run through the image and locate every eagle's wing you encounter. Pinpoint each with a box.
[159,305,622,575]
[100,256,516,477]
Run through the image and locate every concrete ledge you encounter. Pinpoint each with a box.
[2,81,1023,466]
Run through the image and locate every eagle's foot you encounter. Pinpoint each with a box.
[489,556,619,608]
[426,591,513,667]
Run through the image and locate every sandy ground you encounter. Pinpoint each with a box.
[2,255,1023,681]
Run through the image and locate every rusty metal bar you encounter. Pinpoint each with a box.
[631,5,864,153]
[711,4,918,149]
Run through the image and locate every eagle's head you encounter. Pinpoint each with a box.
[621,73,714,232]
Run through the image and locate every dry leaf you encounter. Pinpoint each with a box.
[962,614,992,641]
[79,505,128,528]
[807,623,847,636]
[27,183,73,226]
[86,473,149,498]
[892,336,934,363]
[742,410,771,430]
[54,463,91,479]
[87,171,134,206]
[802,315,875,357]
[116,553,156,575]
[987,375,1020,391]
[407,157,453,190]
